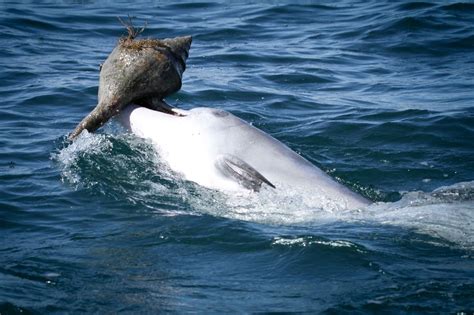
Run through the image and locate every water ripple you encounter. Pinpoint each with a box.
[1,1,473,313]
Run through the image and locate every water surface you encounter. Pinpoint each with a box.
[1,1,473,313]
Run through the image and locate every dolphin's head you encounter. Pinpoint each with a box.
[69,35,192,140]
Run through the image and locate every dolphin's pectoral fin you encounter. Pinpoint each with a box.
[215,155,276,192]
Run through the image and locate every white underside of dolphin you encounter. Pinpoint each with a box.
[118,105,371,211]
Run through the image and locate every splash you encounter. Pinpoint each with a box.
[53,131,474,249]
[193,180,474,249]
[53,130,114,187]
[358,182,474,249]
[271,236,366,253]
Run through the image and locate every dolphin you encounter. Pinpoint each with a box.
[118,105,372,210]
[69,33,192,140]
[69,28,370,210]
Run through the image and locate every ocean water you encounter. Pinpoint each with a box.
[1,1,474,313]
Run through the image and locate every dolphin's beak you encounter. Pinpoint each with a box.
[69,35,192,140]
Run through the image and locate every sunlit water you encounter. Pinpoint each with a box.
[1,1,473,313]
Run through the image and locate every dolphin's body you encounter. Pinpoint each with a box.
[119,105,371,210]
[69,30,370,210]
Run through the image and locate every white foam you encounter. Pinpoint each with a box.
[53,132,474,249]
[357,182,474,249]
[52,131,113,186]
[271,236,364,252]
[188,180,474,249]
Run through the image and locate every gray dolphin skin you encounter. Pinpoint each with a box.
[69,34,192,140]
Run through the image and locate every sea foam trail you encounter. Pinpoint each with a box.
[54,132,474,249]
[197,180,474,249]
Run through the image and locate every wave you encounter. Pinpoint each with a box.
[54,131,474,250]
[440,2,474,12]
[397,2,436,11]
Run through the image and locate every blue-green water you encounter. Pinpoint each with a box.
[1,1,474,313]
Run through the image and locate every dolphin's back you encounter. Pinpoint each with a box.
[120,105,371,210]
